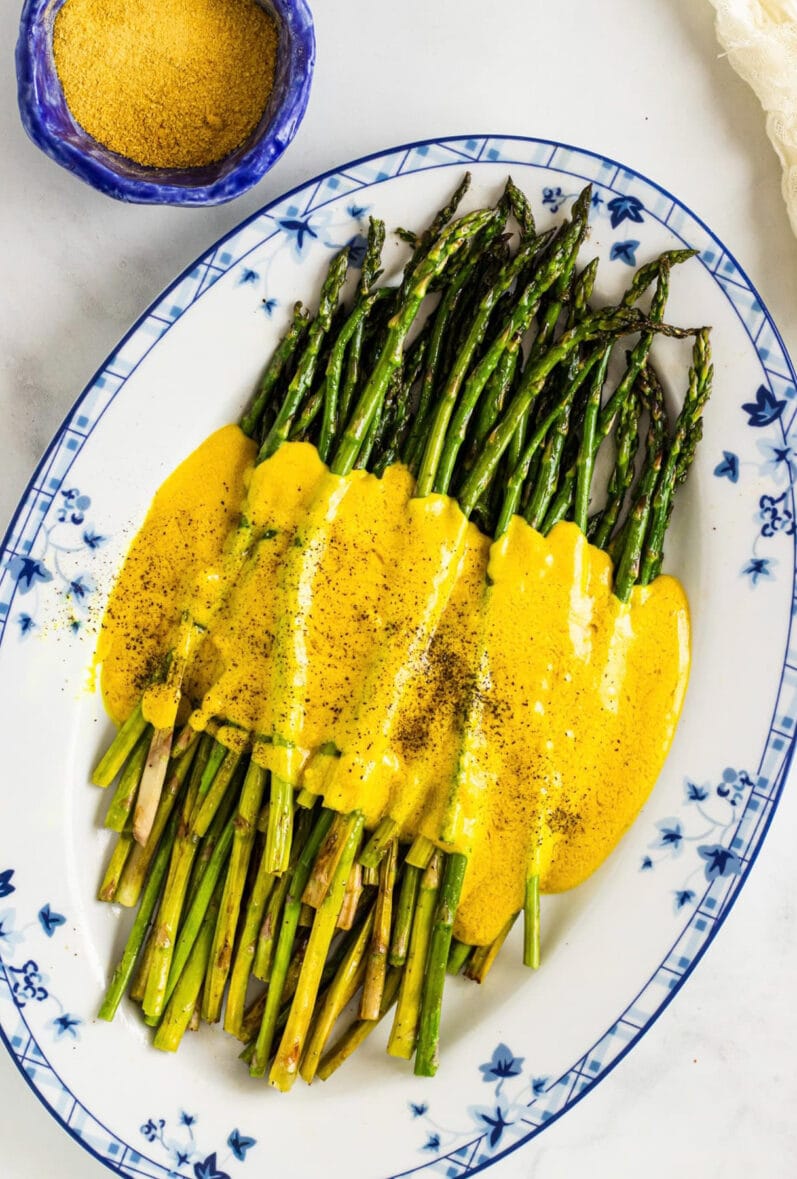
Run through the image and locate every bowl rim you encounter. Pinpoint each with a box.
[15,0,316,206]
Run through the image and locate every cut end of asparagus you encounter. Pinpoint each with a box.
[133,727,174,846]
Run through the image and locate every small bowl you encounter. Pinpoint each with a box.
[15,0,315,206]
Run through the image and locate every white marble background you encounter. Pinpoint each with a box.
[2,0,797,1174]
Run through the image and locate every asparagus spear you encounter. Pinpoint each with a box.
[154,880,223,1053]
[331,207,497,476]
[640,329,713,584]
[249,808,335,1075]
[258,250,351,461]
[389,863,420,967]
[387,851,441,1060]
[104,728,150,833]
[317,968,402,1081]
[98,806,182,1021]
[269,812,364,1090]
[360,838,397,1019]
[203,761,268,1023]
[240,303,311,438]
[300,906,375,1083]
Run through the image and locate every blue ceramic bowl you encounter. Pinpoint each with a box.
[15,0,315,206]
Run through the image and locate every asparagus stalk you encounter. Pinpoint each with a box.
[331,208,496,476]
[269,813,365,1090]
[389,863,420,967]
[303,812,358,908]
[98,832,134,903]
[317,968,402,1081]
[154,880,223,1053]
[360,838,397,1019]
[299,906,376,1083]
[589,381,642,548]
[414,852,467,1076]
[104,728,149,833]
[640,329,713,584]
[523,876,541,970]
[249,808,335,1075]
[98,807,182,1021]
[92,700,148,788]
[397,172,472,290]
[359,817,398,870]
[203,761,268,1023]
[465,914,518,983]
[164,804,237,1014]
[258,250,351,462]
[447,938,472,975]
[141,752,209,1021]
[337,222,387,431]
[253,869,291,981]
[113,733,205,908]
[387,850,441,1060]
[264,773,294,876]
[240,302,311,439]
[337,861,364,931]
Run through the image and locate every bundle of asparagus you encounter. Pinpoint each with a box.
[92,175,712,1087]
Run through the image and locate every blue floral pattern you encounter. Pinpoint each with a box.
[606,193,645,229]
[409,1045,556,1173]
[742,385,786,428]
[407,1046,537,1164]
[641,769,753,909]
[714,451,739,482]
[0,868,81,1042]
[712,366,797,587]
[609,239,640,265]
[1,871,256,1178]
[2,485,106,640]
[0,135,795,1179]
[227,198,373,331]
[138,1112,256,1177]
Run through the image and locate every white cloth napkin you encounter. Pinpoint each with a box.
[710,0,797,235]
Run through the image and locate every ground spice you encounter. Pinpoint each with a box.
[53,0,279,170]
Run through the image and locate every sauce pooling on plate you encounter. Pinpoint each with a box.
[97,426,690,945]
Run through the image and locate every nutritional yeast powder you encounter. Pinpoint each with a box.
[53,0,279,170]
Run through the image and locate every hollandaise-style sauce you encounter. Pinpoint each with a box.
[97,426,690,946]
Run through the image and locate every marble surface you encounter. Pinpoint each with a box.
[2,0,797,1174]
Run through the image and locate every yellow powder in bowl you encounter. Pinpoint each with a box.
[53,0,279,170]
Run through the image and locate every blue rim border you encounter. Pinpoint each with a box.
[1,132,794,1178]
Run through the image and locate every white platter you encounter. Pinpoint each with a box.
[1,135,794,1179]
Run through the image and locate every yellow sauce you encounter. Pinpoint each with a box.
[95,424,256,725]
[98,427,690,945]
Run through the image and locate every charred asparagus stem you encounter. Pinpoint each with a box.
[269,812,364,1090]
[361,838,397,1019]
[317,968,402,1081]
[300,906,375,1082]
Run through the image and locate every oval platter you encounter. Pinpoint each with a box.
[0,135,795,1179]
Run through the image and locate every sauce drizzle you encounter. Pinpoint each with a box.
[98,427,690,944]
